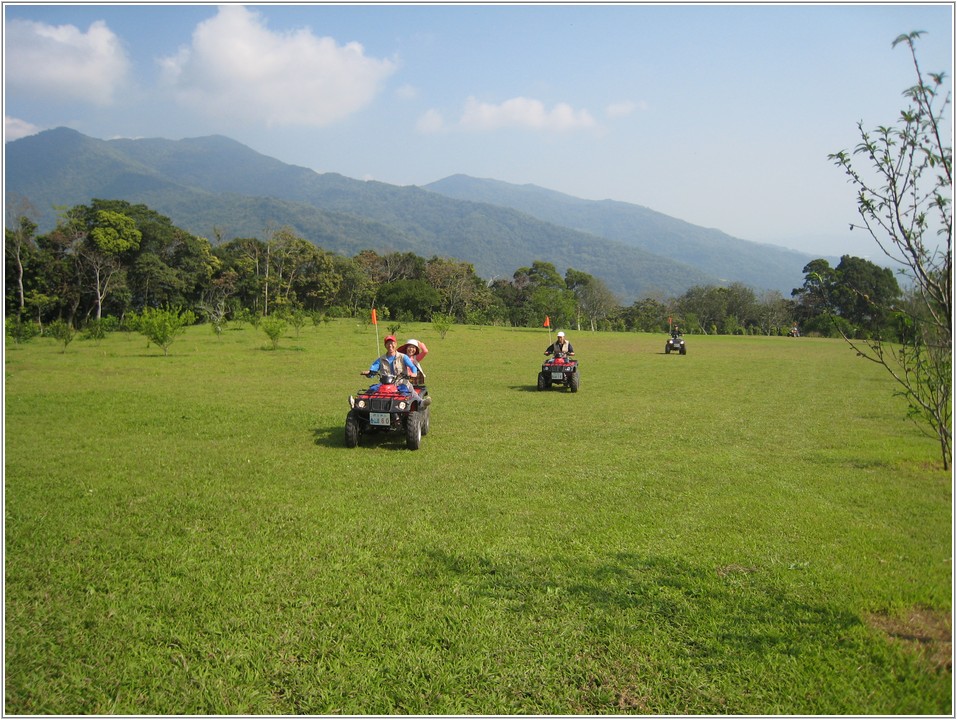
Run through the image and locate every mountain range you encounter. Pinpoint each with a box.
[4,127,819,300]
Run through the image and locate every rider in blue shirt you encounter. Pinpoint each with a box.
[362,336,418,391]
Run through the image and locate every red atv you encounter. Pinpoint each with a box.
[537,355,580,393]
[345,372,430,450]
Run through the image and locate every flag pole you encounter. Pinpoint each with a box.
[372,307,379,352]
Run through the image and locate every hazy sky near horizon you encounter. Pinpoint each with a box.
[3,3,953,257]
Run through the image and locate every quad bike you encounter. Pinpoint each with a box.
[345,372,430,450]
[537,354,580,392]
[665,335,687,355]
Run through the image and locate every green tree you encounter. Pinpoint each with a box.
[622,296,669,332]
[676,285,727,334]
[431,312,454,339]
[5,208,38,314]
[828,31,951,468]
[6,315,39,344]
[378,279,442,321]
[756,290,794,336]
[260,315,287,350]
[566,268,619,332]
[69,206,142,320]
[139,306,195,356]
[425,256,484,319]
[831,255,901,333]
[792,259,839,335]
[46,319,76,353]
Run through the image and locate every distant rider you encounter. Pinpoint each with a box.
[545,331,574,359]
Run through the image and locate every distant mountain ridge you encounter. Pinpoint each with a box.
[424,174,813,293]
[5,127,816,299]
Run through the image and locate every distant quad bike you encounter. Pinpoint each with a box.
[538,355,580,392]
[665,335,687,355]
[345,372,430,450]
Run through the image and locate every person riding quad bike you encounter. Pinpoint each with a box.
[544,331,574,359]
[539,331,580,392]
[665,325,687,355]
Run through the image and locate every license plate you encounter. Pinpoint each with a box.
[552,372,564,380]
[370,412,391,426]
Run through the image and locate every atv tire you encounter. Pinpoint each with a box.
[420,405,431,436]
[569,371,580,393]
[680,346,687,355]
[406,411,422,450]
[345,410,360,448]
[537,372,548,391]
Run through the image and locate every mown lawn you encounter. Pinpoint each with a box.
[4,320,951,714]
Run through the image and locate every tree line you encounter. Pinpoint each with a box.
[5,197,905,340]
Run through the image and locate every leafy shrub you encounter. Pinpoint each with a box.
[431,312,454,339]
[139,307,196,356]
[6,315,40,344]
[46,319,76,353]
[260,315,287,350]
[83,317,117,342]
[286,308,308,337]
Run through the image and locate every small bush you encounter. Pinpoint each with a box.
[431,312,454,339]
[260,315,287,350]
[83,317,118,343]
[6,315,40,344]
[139,307,196,356]
[46,319,76,353]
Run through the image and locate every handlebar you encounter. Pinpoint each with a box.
[362,370,412,384]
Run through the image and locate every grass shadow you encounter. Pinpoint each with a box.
[311,424,415,451]
[417,547,862,673]
[312,425,344,448]
[510,384,546,393]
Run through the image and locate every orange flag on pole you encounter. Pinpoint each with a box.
[371,308,378,325]
[543,315,551,328]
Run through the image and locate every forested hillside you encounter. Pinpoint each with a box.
[425,174,814,293]
[5,128,816,299]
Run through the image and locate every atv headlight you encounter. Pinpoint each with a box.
[398,401,407,410]
[356,399,367,409]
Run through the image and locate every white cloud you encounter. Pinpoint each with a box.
[4,19,131,105]
[159,5,396,127]
[395,84,418,101]
[416,109,446,134]
[605,101,638,119]
[4,116,42,142]
[458,96,596,132]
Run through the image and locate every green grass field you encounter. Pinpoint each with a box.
[4,321,952,714]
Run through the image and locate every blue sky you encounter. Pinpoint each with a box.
[3,3,953,257]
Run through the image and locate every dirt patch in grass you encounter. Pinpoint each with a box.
[866,607,952,671]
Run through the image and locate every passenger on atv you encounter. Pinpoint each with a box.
[397,338,428,386]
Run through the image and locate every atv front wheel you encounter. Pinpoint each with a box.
[420,406,431,436]
[679,346,687,355]
[406,411,422,450]
[537,372,548,391]
[569,372,580,393]
[345,410,360,448]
